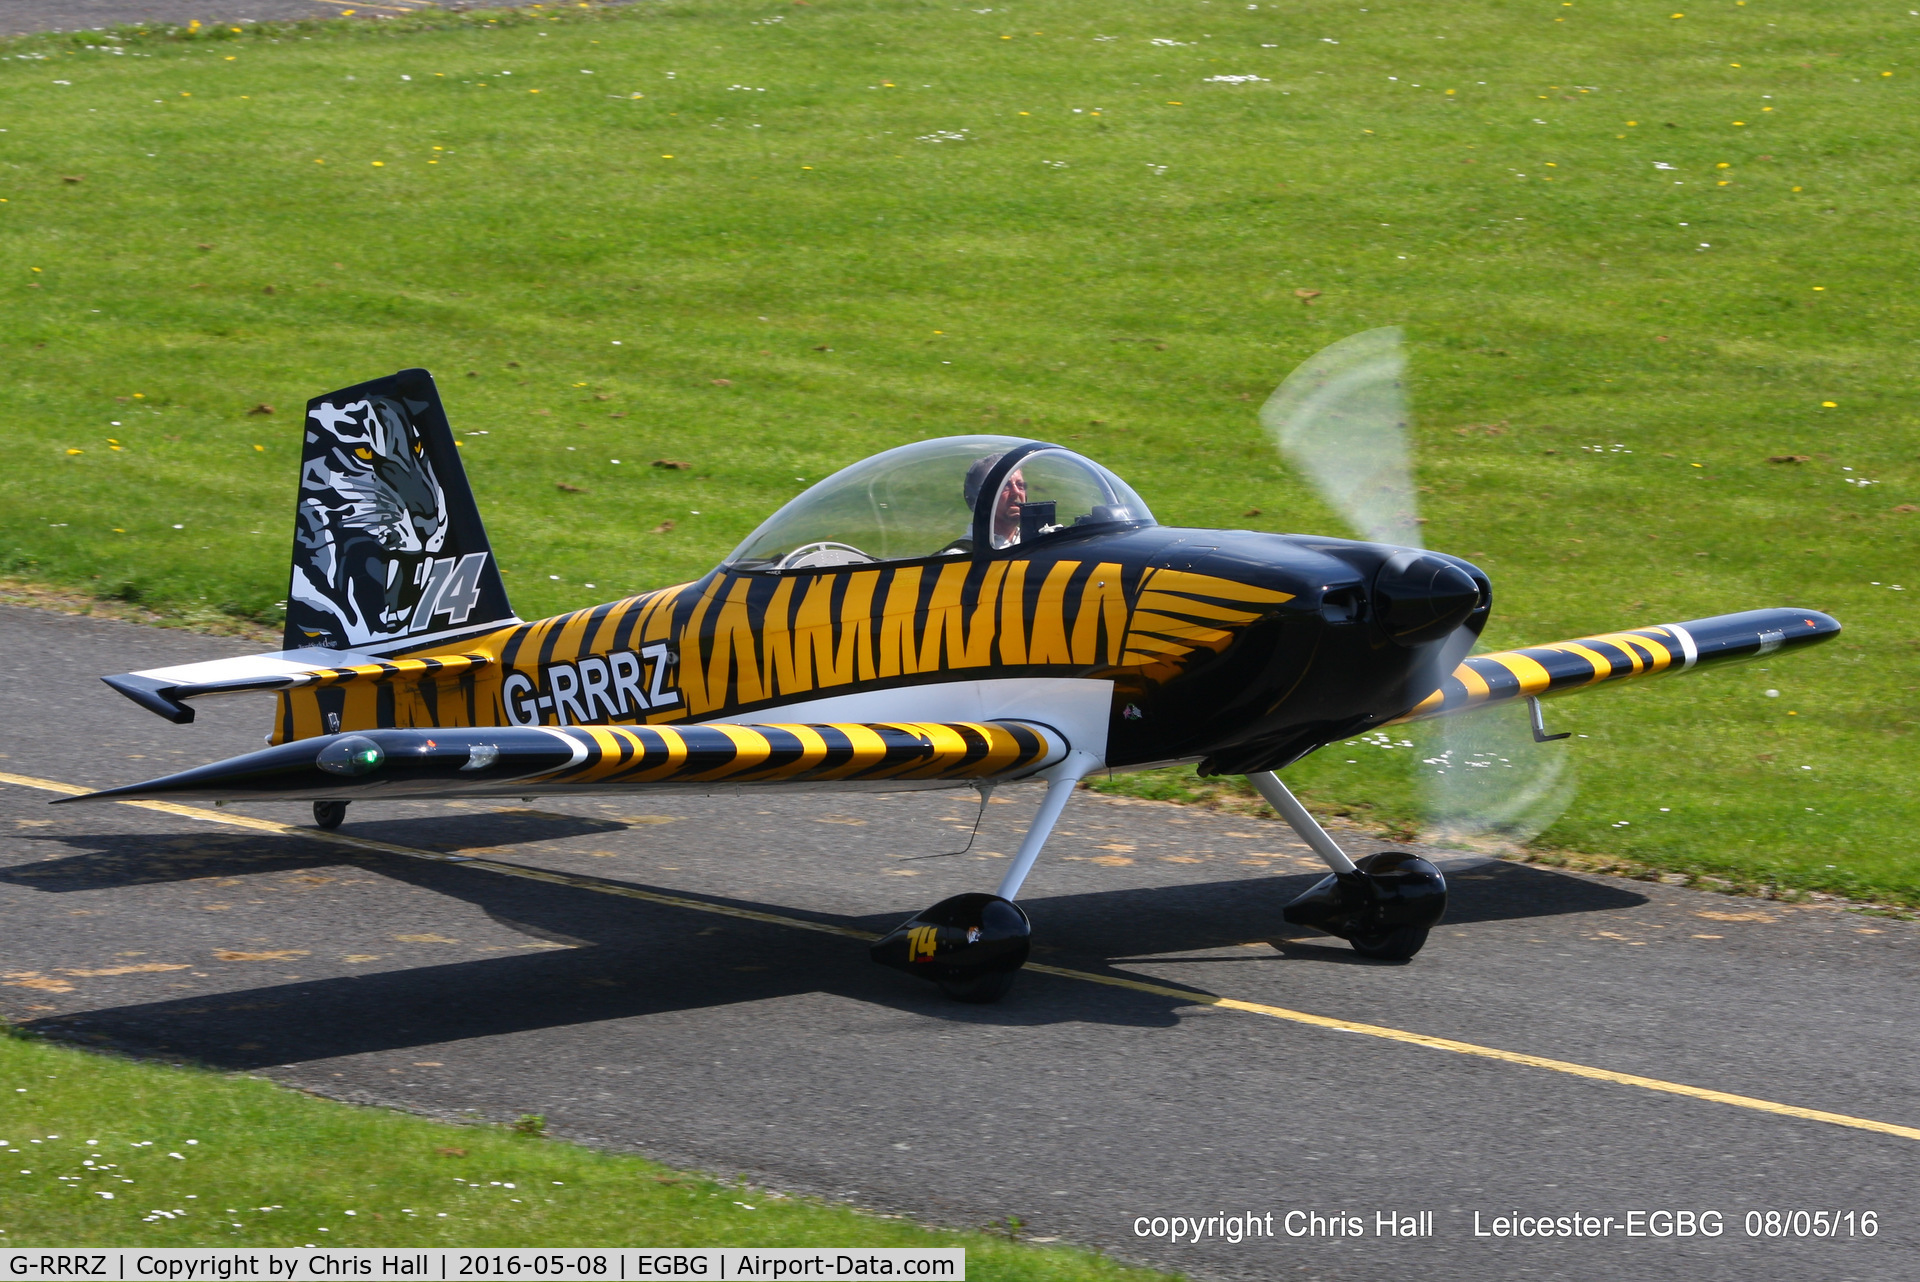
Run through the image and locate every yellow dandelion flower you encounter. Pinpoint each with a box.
[372,161,385,167]
[1821,401,1837,407]
[66,448,83,455]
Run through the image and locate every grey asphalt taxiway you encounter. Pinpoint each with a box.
[1,0,527,38]
[2,604,1916,1281]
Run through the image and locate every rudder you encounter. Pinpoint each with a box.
[285,369,517,653]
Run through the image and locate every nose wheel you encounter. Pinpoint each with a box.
[1347,925,1431,962]
[1247,772,1447,960]
[1281,850,1446,960]
[312,800,349,830]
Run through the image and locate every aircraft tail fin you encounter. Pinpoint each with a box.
[284,369,517,654]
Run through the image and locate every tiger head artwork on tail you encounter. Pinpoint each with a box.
[284,368,515,652]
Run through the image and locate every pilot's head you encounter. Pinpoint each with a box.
[965,453,1026,547]
[963,453,1003,509]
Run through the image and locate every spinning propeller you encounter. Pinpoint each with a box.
[1260,327,1576,852]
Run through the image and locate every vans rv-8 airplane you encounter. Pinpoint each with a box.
[65,332,1840,1001]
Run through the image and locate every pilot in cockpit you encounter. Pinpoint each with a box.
[962,453,1028,551]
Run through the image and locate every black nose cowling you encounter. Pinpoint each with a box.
[1372,551,1482,646]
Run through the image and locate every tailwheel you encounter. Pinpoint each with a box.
[871,892,1032,1004]
[312,800,349,831]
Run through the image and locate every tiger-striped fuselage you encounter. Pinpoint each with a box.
[272,526,1491,777]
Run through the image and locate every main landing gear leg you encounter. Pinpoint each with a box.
[312,800,349,831]
[1245,771,1446,961]
[871,750,1100,1003]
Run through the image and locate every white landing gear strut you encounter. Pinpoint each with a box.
[996,749,1103,900]
[1244,770,1447,962]
[1245,771,1358,875]
[870,749,1101,1003]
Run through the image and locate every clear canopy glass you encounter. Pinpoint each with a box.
[725,436,1154,570]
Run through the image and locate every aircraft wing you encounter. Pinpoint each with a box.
[1392,606,1839,724]
[57,719,1068,805]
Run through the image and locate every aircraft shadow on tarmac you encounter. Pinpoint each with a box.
[10,821,1645,1069]
[0,809,628,890]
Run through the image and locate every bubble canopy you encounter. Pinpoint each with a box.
[724,436,1155,571]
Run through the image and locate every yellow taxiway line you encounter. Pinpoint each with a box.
[5,769,1918,1145]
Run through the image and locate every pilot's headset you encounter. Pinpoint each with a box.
[963,452,1006,511]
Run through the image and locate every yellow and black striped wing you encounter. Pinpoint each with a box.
[1395,607,1839,723]
[520,719,1064,788]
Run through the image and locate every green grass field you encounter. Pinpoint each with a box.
[0,1028,1162,1274]
[1,0,1915,903]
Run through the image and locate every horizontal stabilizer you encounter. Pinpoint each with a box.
[56,719,1068,804]
[1395,607,1839,723]
[102,651,493,724]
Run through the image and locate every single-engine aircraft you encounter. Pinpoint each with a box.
[63,332,1840,1000]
